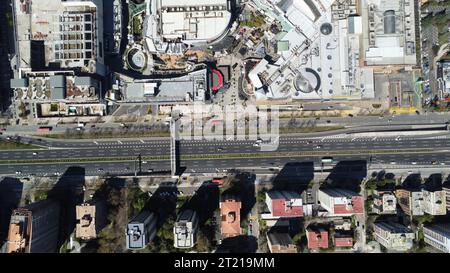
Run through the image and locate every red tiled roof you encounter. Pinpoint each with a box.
[307,229,329,249]
[334,237,353,247]
[271,199,303,217]
[220,199,242,238]
[333,196,364,215]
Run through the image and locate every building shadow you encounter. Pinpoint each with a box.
[271,162,314,192]
[216,235,258,253]
[424,173,443,190]
[0,177,23,245]
[402,173,422,189]
[181,182,220,226]
[222,172,256,221]
[47,166,86,251]
[144,182,178,228]
[325,160,367,192]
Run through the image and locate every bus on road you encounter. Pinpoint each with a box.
[321,157,334,164]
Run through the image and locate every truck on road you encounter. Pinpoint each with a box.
[37,126,53,132]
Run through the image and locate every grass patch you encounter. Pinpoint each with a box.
[42,130,170,139]
[0,140,40,150]
[279,126,344,134]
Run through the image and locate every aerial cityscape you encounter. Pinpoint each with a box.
[0,0,450,256]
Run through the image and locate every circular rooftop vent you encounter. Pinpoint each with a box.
[127,48,147,71]
[320,23,333,36]
[294,68,321,94]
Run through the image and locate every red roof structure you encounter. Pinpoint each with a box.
[307,227,329,249]
[333,196,364,215]
[211,69,224,92]
[220,197,242,238]
[266,191,303,218]
[334,236,353,248]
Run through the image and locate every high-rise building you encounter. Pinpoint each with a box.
[442,183,450,212]
[220,196,242,239]
[317,188,364,216]
[422,189,446,215]
[395,189,424,216]
[372,189,397,214]
[423,223,450,253]
[75,199,107,240]
[174,209,199,249]
[126,210,157,250]
[5,199,61,253]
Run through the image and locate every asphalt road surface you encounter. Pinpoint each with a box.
[1,135,450,176]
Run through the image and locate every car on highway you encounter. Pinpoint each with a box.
[348,114,354,117]
[431,160,438,165]
[32,152,38,156]
[15,171,22,175]
[217,147,224,151]
[253,143,260,147]
[54,172,61,176]
[148,169,154,172]
[440,162,446,166]
[412,162,417,165]
[98,168,104,172]
[390,161,396,165]
[315,145,323,149]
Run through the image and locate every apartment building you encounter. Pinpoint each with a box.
[5,199,61,253]
[373,222,415,251]
[174,209,199,249]
[395,189,424,216]
[126,210,157,250]
[75,200,107,240]
[422,189,446,215]
[317,188,364,216]
[267,232,297,253]
[220,196,242,239]
[306,226,329,250]
[372,189,397,214]
[265,191,303,219]
[423,223,450,253]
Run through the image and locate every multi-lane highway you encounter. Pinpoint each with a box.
[1,127,450,176]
